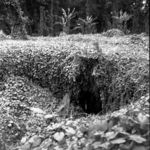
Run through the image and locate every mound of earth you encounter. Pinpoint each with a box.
[102,29,125,37]
[0,33,149,150]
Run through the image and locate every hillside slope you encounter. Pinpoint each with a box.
[0,33,149,150]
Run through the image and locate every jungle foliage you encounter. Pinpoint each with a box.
[0,0,149,37]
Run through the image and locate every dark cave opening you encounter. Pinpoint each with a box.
[78,90,102,114]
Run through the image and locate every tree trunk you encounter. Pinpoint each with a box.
[86,0,90,17]
[39,6,44,35]
[50,0,54,36]
[123,21,127,34]
[132,11,139,33]
[145,12,149,34]
[112,0,119,28]
[54,0,60,36]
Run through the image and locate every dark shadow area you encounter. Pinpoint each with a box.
[78,90,102,114]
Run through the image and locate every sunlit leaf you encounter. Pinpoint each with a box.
[129,134,146,143]
[110,138,126,144]
[105,131,118,140]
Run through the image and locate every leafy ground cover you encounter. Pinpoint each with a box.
[0,33,149,150]
[0,33,149,111]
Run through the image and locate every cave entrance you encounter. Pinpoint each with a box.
[78,90,102,114]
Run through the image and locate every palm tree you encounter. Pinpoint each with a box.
[112,10,132,33]
[55,8,75,34]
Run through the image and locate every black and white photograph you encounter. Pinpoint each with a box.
[0,0,149,149]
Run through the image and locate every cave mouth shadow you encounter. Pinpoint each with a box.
[78,90,102,114]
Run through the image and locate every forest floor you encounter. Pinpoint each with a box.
[0,33,149,150]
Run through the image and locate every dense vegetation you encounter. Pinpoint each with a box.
[0,33,149,150]
[0,0,149,38]
[0,33,149,113]
[0,1,149,149]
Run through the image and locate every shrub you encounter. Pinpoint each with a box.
[74,16,97,34]
[55,8,75,34]
[112,10,132,34]
[0,30,10,40]
[102,28,125,37]
[93,53,149,112]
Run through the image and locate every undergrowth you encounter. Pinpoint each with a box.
[0,33,149,114]
[0,33,149,149]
